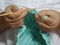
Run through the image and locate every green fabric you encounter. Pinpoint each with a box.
[16,9,51,45]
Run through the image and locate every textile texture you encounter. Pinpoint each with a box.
[16,9,51,45]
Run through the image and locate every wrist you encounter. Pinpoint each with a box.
[59,12,60,27]
[56,12,60,29]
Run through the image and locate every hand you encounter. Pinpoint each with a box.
[35,10,60,32]
[0,12,8,31]
[4,5,28,29]
[0,16,7,31]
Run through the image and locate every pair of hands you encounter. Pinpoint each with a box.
[3,5,60,32]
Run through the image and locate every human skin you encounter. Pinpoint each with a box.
[0,5,60,32]
[0,5,28,31]
[0,16,7,31]
[4,5,28,28]
[35,10,60,32]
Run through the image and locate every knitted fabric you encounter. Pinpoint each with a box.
[16,9,51,45]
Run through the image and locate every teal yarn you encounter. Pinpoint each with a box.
[16,9,51,45]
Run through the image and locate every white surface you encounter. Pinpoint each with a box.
[5,0,60,12]
[0,0,5,12]
[0,0,60,45]
[50,31,60,45]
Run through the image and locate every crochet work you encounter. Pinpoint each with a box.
[16,9,51,45]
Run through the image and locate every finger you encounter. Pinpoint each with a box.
[7,8,29,19]
[35,14,58,30]
[6,8,24,19]
[40,10,59,17]
[38,10,57,25]
[18,8,29,19]
[5,15,24,23]
[10,21,23,28]
[8,19,23,26]
[35,14,52,28]
[38,13,55,25]
[4,9,27,23]
[11,5,20,12]
[35,10,59,32]
[4,16,19,23]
